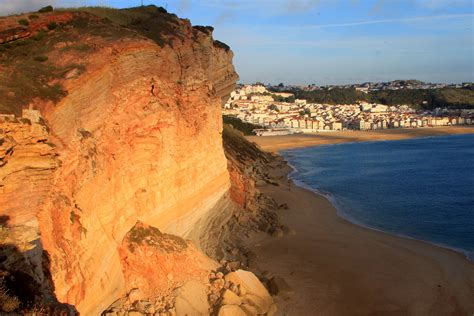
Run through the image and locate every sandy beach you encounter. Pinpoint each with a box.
[244,134,474,315]
[246,126,474,152]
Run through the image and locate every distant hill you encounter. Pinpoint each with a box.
[274,86,474,109]
[370,87,474,110]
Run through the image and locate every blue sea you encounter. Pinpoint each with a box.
[281,134,474,261]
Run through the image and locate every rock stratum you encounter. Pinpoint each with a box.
[0,6,275,315]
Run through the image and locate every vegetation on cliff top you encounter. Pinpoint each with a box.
[68,5,184,47]
[127,223,188,253]
[222,123,271,164]
[223,115,260,136]
[0,5,230,115]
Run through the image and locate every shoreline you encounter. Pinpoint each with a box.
[246,125,474,152]
[284,157,474,263]
[245,144,474,315]
[289,169,474,263]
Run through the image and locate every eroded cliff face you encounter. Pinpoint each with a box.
[0,7,240,315]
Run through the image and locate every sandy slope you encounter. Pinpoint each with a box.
[245,160,474,316]
[246,126,474,152]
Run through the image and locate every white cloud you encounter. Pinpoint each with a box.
[273,13,474,29]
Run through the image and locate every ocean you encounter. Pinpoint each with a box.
[281,133,474,261]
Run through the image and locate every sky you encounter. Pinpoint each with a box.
[1,0,473,85]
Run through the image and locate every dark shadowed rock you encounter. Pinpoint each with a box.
[267,276,293,296]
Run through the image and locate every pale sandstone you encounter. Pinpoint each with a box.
[217,304,247,316]
[225,270,273,314]
[221,289,242,306]
[174,281,209,316]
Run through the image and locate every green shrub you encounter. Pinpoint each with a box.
[38,5,53,13]
[34,55,48,62]
[223,115,261,135]
[47,22,58,30]
[13,38,33,46]
[18,19,29,26]
[33,31,47,41]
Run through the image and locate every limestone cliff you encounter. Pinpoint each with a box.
[0,6,267,315]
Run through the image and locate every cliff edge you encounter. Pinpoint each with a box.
[0,6,275,315]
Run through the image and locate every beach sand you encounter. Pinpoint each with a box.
[244,132,474,315]
[246,126,474,152]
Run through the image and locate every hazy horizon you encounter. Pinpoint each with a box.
[2,0,473,85]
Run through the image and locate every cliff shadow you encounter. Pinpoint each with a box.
[0,215,77,315]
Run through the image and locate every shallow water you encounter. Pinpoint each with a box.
[282,134,474,260]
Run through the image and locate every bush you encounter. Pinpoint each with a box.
[223,115,261,135]
[33,31,47,41]
[47,22,58,30]
[34,55,48,62]
[18,19,29,26]
[38,5,53,13]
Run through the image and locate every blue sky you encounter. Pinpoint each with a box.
[1,0,473,85]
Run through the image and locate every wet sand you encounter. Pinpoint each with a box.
[245,140,474,315]
[246,126,474,152]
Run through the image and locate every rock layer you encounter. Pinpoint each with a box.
[0,8,240,315]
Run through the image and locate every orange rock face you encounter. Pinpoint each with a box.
[0,10,238,315]
[118,222,217,301]
[0,11,75,44]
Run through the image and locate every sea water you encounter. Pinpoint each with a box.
[281,134,474,261]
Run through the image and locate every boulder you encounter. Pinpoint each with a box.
[174,281,209,316]
[226,261,241,271]
[242,294,271,314]
[221,289,242,305]
[239,304,259,315]
[218,305,247,316]
[225,270,273,314]
[267,303,278,316]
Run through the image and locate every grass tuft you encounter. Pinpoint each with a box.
[34,55,48,62]
[18,19,29,26]
[47,22,58,30]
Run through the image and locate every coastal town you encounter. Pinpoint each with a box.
[223,84,474,136]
